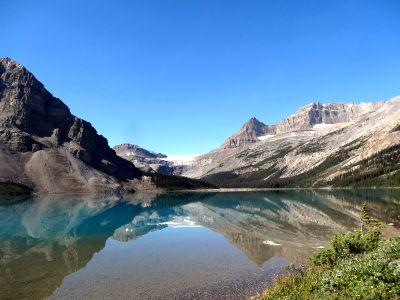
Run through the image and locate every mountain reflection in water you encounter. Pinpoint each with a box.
[0,190,399,299]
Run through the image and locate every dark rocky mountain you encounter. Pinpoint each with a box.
[0,57,142,194]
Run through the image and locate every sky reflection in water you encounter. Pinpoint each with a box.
[0,189,399,299]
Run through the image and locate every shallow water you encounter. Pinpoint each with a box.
[0,189,399,299]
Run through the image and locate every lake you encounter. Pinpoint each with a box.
[1,190,399,299]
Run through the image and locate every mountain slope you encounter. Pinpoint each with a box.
[222,117,273,148]
[0,57,142,194]
[113,143,177,174]
[182,98,400,187]
[221,102,383,149]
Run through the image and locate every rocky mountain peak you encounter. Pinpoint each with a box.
[0,57,24,71]
[248,116,261,122]
[220,101,384,149]
[0,57,73,139]
[113,143,167,159]
[221,117,270,149]
[243,117,265,131]
[0,58,142,192]
[113,143,180,175]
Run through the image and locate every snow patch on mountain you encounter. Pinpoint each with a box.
[258,134,275,141]
[312,122,350,133]
[165,154,202,165]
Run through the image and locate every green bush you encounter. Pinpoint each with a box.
[260,237,400,300]
[319,237,400,299]
[259,204,399,299]
[311,230,381,266]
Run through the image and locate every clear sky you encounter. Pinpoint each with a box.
[1,1,400,154]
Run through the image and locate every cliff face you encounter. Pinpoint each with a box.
[221,102,383,149]
[113,143,178,174]
[274,102,383,134]
[0,58,142,193]
[113,143,167,160]
[221,117,274,149]
[182,98,400,187]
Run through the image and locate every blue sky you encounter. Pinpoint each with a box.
[1,0,400,154]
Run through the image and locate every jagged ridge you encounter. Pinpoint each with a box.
[182,97,400,188]
[0,57,142,193]
[221,102,383,149]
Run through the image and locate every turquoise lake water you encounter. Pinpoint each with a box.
[0,189,399,299]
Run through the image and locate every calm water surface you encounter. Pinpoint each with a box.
[1,190,400,299]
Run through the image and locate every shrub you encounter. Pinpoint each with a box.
[261,237,400,300]
[311,230,381,266]
[259,204,399,300]
[360,202,381,232]
[319,237,400,299]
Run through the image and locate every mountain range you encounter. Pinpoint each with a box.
[1,57,400,192]
[180,99,400,187]
[0,58,209,194]
[220,102,383,149]
[115,98,400,188]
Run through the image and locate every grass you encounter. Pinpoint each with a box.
[258,205,400,300]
